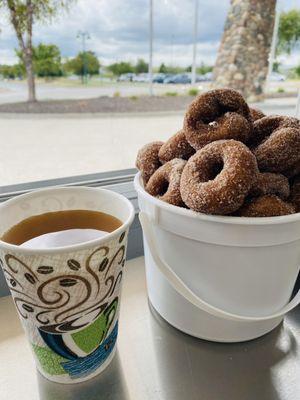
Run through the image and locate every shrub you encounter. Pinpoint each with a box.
[188,88,199,96]
[164,91,178,97]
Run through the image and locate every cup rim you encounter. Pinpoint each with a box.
[134,172,300,226]
[0,186,135,254]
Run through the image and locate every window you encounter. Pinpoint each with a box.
[0,0,299,187]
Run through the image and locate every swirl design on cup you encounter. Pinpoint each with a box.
[1,231,127,333]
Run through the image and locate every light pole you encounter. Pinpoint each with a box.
[77,30,90,84]
[191,0,199,86]
[266,7,280,92]
[149,0,153,96]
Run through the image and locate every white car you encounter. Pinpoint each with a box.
[269,72,286,82]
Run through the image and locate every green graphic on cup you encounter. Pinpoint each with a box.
[0,187,134,383]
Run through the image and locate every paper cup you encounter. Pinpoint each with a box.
[0,187,134,383]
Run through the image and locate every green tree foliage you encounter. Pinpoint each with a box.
[158,63,167,73]
[278,9,300,54]
[197,63,213,75]
[135,58,148,73]
[64,51,100,76]
[17,43,62,77]
[0,0,75,101]
[294,64,300,78]
[107,61,134,76]
[0,64,24,79]
[33,43,62,77]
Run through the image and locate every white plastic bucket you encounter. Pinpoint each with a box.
[134,173,300,342]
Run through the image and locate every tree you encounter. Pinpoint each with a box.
[0,63,24,79]
[64,51,100,80]
[0,0,75,102]
[107,62,134,76]
[17,43,62,77]
[158,63,167,73]
[197,63,213,75]
[33,43,62,77]
[278,9,300,55]
[135,58,148,74]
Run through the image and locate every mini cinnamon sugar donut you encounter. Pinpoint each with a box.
[146,158,186,206]
[184,88,252,150]
[249,172,290,199]
[251,115,300,147]
[136,141,163,185]
[254,127,300,172]
[236,195,295,217]
[283,159,300,178]
[180,140,258,215]
[289,177,300,212]
[158,130,195,164]
[250,107,265,122]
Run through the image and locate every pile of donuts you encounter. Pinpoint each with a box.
[136,88,300,217]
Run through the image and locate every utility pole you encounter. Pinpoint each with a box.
[77,30,90,84]
[149,0,153,96]
[266,7,280,92]
[191,0,198,85]
[170,34,174,66]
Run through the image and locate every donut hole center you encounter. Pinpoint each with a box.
[157,179,169,196]
[204,160,224,181]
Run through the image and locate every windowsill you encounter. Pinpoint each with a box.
[1,256,300,399]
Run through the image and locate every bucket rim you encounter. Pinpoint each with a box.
[134,172,300,226]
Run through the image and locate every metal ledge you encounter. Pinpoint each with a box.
[0,168,137,202]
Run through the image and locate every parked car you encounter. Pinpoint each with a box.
[132,73,150,82]
[195,74,207,82]
[269,72,286,82]
[204,72,213,81]
[117,73,136,82]
[164,74,191,84]
[153,73,166,83]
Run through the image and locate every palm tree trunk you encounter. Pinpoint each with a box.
[213,0,276,100]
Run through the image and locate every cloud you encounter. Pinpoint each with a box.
[0,0,298,66]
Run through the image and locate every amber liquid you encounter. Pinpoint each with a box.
[1,210,122,246]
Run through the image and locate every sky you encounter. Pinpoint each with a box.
[0,0,299,67]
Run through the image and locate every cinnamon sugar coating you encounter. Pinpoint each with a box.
[250,115,300,147]
[158,130,195,164]
[136,141,163,184]
[283,159,300,178]
[289,177,300,212]
[236,195,295,217]
[184,88,252,150]
[249,172,290,199]
[250,107,265,122]
[180,140,258,215]
[146,158,187,206]
[254,127,300,172]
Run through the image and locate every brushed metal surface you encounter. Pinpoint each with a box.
[1,257,299,400]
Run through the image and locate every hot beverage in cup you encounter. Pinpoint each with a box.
[0,187,134,383]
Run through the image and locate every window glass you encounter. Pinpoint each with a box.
[0,0,299,185]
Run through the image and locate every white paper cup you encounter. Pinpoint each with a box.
[0,187,134,383]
